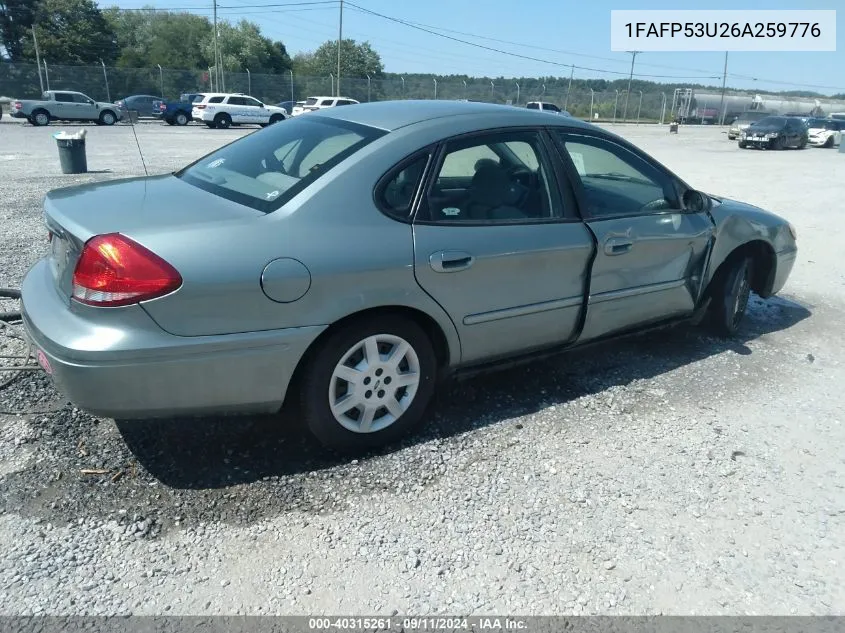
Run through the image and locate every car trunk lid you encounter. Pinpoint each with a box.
[44,174,263,304]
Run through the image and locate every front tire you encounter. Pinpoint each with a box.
[707,255,753,337]
[300,316,438,453]
[738,140,747,149]
[99,110,117,126]
[214,113,231,129]
[269,114,284,125]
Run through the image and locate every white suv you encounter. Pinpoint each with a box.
[291,96,360,116]
[526,101,571,116]
[192,93,288,129]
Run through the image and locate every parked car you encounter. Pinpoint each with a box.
[9,90,122,126]
[152,93,204,126]
[275,100,296,115]
[291,96,359,116]
[191,93,287,128]
[21,101,797,453]
[527,101,570,116]
[727,111,769,140]
[738,116,808,150]
[807,118,844,148]
[115,95,162,118]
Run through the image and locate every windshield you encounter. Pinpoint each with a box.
[177,117,385,213]
[807,118,828,128]
[736,112,767,122]
[751,116,786,127]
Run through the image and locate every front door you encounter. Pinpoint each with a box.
[73,93,98,120]
[51,92,76,119]
[553,131,714,342]
[412,129,593,365]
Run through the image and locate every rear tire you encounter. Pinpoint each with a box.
[175,112,189,126]
[214,113,231,129]
[300,316,438,454]
[30,109,50,126]
[707,255,753,337]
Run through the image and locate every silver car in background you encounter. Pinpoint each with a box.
[21,101,797,453]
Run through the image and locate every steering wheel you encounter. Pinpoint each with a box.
[505,166,536,206]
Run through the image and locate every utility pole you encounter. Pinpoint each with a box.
[564,64,574,111]
[622,51,639,122]
[212,0,220,91]
[336,0,343,97]
[718,51,729,125]
[32,27,44,93]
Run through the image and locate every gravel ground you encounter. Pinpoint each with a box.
[0,118,844,616]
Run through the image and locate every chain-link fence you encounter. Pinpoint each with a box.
[3,61,842,123]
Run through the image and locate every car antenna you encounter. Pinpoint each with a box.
[127,108,149,177]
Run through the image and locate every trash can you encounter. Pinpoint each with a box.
[840,139,845,154]
[55,135,87,174]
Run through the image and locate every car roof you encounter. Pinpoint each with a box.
[306,99,593,132]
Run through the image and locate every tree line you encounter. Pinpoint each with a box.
[1,0,840,102]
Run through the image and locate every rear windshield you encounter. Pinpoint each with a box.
[177,117,385,213]
[305,98,319,106]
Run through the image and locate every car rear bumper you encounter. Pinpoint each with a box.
[21,258,325,420]
[10,111,27,119]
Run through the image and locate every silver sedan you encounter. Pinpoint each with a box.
[21,100,798,452]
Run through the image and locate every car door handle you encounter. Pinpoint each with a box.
[430,250,474,273]
[604,238,633,255]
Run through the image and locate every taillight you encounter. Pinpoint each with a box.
[196,104,206,109]
[159,103,166,111]
[13,101,21,109]
[71,233,181,307]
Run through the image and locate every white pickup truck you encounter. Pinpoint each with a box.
[9,90,123,126]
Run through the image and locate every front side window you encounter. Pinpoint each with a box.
[72,94,92,103]
[178,117,385,213]
[244,97,262,107]
[544,103,562,113]
[424,131,559,223]
[556,133,676,218]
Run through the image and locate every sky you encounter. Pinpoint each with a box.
[102,0,844,95]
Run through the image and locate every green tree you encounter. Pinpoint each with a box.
[25,0,117,64]
[103,7,212,70]
[202,19,291,74]
[0,0,41,61]
[296,38,383,79]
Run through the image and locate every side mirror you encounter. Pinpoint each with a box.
[683,189,711,213]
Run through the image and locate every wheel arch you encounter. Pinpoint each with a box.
[283,305,458,410]
[705,239,777,301]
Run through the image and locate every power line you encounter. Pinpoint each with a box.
[343,2,720,80]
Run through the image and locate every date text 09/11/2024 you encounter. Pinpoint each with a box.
[624,22,821,39]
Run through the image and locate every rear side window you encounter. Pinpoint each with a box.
[377,154,430,220]
[227,96,246,105]
[527,102,539,110]
[208,96,224,104]
[54,93,74,102]
[319,99,334,106]
[177,117,385,213]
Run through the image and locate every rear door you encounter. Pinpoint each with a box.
[412,129,593,365]
[51,92,75,118]
[552,130,714,342]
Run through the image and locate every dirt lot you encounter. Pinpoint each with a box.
[0,117,844,616]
